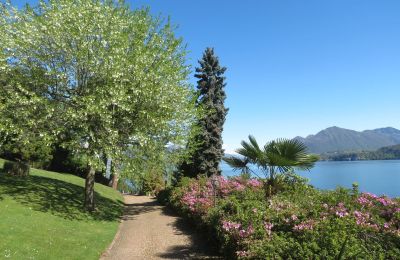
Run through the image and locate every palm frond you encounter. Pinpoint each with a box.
[265,138,318,171]
[237,135,263,162]
[222,155,250,173]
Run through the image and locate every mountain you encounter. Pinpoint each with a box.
[295,126,400,154]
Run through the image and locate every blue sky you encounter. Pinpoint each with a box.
[13,0,400,153]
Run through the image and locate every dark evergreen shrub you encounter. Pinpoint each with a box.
[156,188,173,205]
[3,161,30,177]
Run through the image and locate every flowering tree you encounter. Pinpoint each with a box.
[0,0,196,210]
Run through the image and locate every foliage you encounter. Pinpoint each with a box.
[179,48,228,178]
[0,158,124,259]
[0,132,53,168]
[321,144,400,161]
[0,0,197,210]
[116,178,135,194]
[47,144,88,176]
[224,136,319,195]
[162,175,400,259]
[0,65,53,163]
[139,169,165,195]
[0,68,57,164]
[120,140,187,195]
[3,160,30,176]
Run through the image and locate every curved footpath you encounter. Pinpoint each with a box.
[101,195,220,260]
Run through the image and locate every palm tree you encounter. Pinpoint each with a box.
[223,135,319,195]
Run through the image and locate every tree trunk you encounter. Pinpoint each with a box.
[111,173,119,190]
[84,166,96,211]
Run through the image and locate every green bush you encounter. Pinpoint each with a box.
[161,175,400,259]
[140,169,165,195]
[3,161,30,177]
[0,133,53,168]
[156,187,173,205]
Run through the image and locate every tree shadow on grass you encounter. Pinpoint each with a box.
[157,206,222,259]
[0,174,124,221]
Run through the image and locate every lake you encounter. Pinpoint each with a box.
[221,160,400,198]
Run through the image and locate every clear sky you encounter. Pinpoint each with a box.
[13,0,400,153]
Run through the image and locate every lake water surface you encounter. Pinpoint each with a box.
[222,160,400,198]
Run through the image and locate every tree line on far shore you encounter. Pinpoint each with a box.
[320,144,400,161]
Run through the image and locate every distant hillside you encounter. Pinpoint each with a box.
[295,126,400,154]
[321,144,400,161]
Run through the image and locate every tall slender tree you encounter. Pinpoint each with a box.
[181,48,228,177]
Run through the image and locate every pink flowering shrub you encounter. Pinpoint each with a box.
[180,180,213,214]
[160,176,400,259]
[222,220,254,239]
[179,175,263,215]
[351,192,400,234]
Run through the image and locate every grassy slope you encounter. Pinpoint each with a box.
[0,159,124,260]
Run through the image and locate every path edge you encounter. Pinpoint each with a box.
[99,195,126,259]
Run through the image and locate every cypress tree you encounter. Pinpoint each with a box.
[182,48,228,177]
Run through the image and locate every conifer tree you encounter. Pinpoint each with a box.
[182,48,228,177]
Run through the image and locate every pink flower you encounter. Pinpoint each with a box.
[364,192,378,199]
[293,220,315,231]
[376,197,394,206]
[236,251,248,257]
[264,221,274,236]
[222,220,241,232]
[353,210,375,227]
[291,214,298,221]
[247,179,262,188]
[238,224,254,238]
[330,202,349,218]
[357,196,371,206]
[384,222,390,229]
[239,229,247,237]
[252,208,258,213]
[336,211,349,218]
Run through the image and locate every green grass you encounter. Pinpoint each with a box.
[0,159,124,260]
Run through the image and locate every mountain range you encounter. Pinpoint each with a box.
[294,126,400,154]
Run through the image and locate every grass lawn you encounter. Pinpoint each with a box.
[0,159,124,260]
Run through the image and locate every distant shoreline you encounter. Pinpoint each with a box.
[319,158,400,162]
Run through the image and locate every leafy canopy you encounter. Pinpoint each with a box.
[0,0,198,209]
[0,0,197,167]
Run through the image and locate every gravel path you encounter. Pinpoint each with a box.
[101,195,220,260]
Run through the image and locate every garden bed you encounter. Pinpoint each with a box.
[159,174,400,259]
